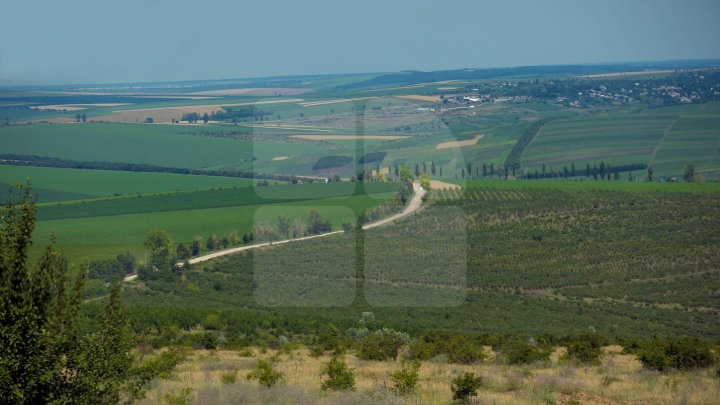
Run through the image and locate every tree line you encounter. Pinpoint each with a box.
[0,154,321,183]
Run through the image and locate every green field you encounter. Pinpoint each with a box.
[0,165,260,199]
[30,183,397,263]
[521,103,720,178]
[0,123,341,172]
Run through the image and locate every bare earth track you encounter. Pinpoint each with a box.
[123,182,429,280]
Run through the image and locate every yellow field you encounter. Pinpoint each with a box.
[395,95,441,103]
[299,97,374,107]
[435,134,484,150]
[85,99,305,123]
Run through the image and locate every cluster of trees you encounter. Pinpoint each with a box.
[505,118,555,172]
[87,252,137,282]
[141,211,336,274]
[0,185,184,403]
[180,107,275,124]
[251,211,333,243]
[524,161,648,180]
[211,106,273,122]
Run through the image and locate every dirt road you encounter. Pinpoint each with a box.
[123,182,429,279]
[362,182,426,230]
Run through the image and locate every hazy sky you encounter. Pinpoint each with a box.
[1,0,719,85]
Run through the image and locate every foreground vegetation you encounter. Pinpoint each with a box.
[136,345,720,405]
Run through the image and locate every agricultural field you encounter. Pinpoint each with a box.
[120,185,720,340]
[521,103,720,179]
[27,182,398,263]
[0,165,259,200]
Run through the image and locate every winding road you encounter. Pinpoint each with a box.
[123,182,428,281]
[362,182,426,230]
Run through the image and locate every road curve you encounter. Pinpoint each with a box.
[362,182,426,230]
[123,182,428,280]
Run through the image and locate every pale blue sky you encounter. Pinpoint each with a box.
[1,0,719,85]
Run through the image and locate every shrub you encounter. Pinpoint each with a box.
[636,337,716,371]
[356,329,409,361]
[162,387,193,405]
[494,336,552,365]
[450,372,483,402]
[409,331,486,364]
[246,359,284,388]
[320,355,355,391]
[199,332,218,350]
[390,360,421,396]
[565,333,605,365]
[221,371,238,384]
[126,347,187,400]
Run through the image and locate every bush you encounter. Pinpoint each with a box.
[246,359,283,388]
[565,333,605,365]
[450,372,483,402]
[162,387,193,405]
[409,331,486,364]
[356,329,408,361]
[494,336,552,365]
[199,332,219,350]
[221,371,238,384]
[320,355,355,391]
[390,360,421,396]
[636,337,716,372]
[126,347,187,400]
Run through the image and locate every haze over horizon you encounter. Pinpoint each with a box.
[1,0,719,86]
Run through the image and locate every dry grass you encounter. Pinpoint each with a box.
[395,95,441,103]
[299,98,374,107]
[87,99,304,123]
[428,180,460,190]
[138,347,720,405]
[435,134,484,150]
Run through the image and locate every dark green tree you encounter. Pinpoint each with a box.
[0,184,132,404]
[190,239,201,256]
[143,230,173,270]
[683,163,695,182]
[175,243,190,260]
